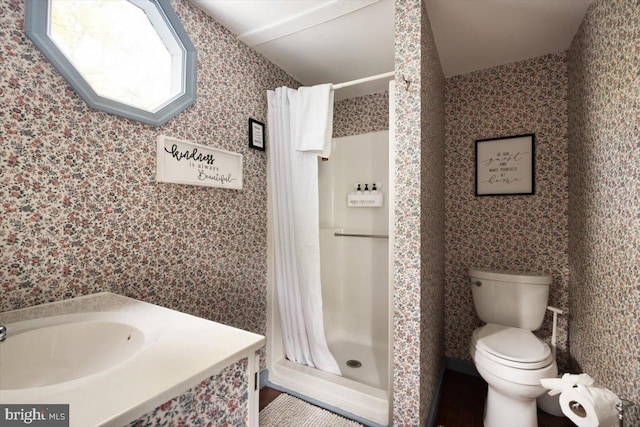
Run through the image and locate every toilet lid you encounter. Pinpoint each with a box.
[473,324,553,369]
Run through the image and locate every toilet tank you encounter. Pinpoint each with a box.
[469,268,552,330]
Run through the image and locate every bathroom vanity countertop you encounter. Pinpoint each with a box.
[0,292,265,427]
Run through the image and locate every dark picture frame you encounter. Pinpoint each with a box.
[248,118,265,151]
[475,134,535,196]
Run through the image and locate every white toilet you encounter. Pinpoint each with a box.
[469,268,557,427]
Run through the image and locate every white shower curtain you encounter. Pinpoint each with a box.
[267,85,341,375]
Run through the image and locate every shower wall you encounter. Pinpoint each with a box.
[329,93,390,353]
[267,99,391,425]
[318,131,390,356]
[319,132,389,231]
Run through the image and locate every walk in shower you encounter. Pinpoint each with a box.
[267,115,393,426]
[319,129,390,391]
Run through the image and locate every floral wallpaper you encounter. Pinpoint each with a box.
[419,2,446,425]
[444,5,639,422]
[567,0,640,422]
[0,0,442,423]
[393,0,422,423]
[0,0,297,329]
[127,359,249,427]
[333,92,389,139]
[394,1,445,425]
[1,0,294,423]
[444,53,570,371]
[9,0,637,424]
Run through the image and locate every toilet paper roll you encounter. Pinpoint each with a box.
[559,384,620,427]
[541,373,595,396]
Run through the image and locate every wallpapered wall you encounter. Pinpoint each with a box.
[1,0,403,420]
[0,0,297,337]
[128,359,249,427]
[567,0,640,419]
[394,1,445,425]
[6,0,637,423]
[419,1,446,424]
[444,53,570,370]
[333,92,389,138]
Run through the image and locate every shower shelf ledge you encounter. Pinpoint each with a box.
[347,193,383,208]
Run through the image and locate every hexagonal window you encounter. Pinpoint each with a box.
[25,0,196,126]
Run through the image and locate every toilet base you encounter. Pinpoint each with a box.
[484,385,538,427]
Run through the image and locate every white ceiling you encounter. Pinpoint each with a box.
[189,0,592,100]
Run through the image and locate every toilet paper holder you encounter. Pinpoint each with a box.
[616,399,637,427]
[572,397,637,426]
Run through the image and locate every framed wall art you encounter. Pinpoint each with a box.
[249,118,265,151]
[475,134,535,196]
[156,135,243,190]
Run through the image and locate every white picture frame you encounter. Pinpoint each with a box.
[156,135,243,190]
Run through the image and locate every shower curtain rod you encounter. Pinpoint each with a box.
[332,71,394,90]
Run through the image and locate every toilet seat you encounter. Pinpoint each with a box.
[472,324,553,370]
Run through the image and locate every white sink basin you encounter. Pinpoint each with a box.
[0,321,145,390]
[0,293,265,427]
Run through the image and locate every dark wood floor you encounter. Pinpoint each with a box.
[259,386,283,411]
[260,370,574,427]
[434,370,574,427]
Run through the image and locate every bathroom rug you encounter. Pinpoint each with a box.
[259,393,361,427]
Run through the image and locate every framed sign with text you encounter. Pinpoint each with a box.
[475,134,534,196]
[156,135,243,190]
[249,118,265,151]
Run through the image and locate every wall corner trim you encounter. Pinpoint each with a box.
[425,360,446,427]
